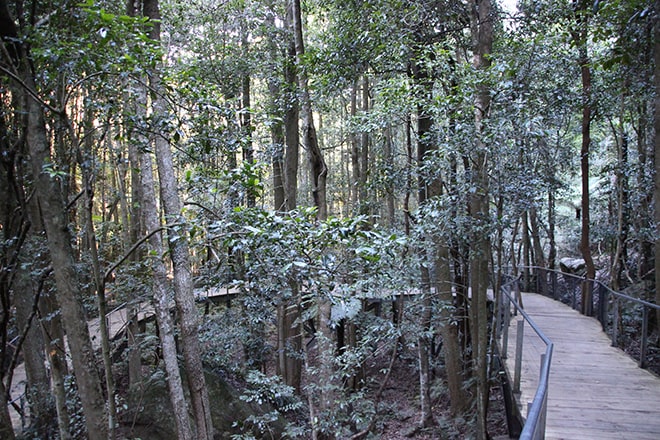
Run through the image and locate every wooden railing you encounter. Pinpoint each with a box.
[496,277,553,440]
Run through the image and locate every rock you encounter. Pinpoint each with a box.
[122,369,285,440]
[559,257,586,275]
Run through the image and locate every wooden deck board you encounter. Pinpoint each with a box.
[502,292,660,440]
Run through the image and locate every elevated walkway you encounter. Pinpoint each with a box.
[502,292,660,439]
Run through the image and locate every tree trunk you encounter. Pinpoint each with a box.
[1,4,108,438]
[268,70,286,211]
[654,0,660,326]
[412,56,436,428]
[0,380,14,440]
[529,206,548,297]
[521,211,531,290]
[284,3,299,212]
[23,58,109,440]
[548,190,557,295]
[39,287,71,440]
[469,0,493,438]
[241,23,255,208]
[611,94,629,292]
[383,124,396,227]
[350,81,360,209]
[116,144,143,390]
[292,0,327,220]
[291,3,333,438]
[143,1,214,437]
[76,112,119,437]
[14,260,56,438]
[571,1,596,316]
[359,75,369,216]
[139,143,194,440]
[123,0,146,386]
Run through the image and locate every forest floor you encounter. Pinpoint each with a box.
[355,346,509,440]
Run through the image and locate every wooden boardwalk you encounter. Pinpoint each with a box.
[503,292,660,439]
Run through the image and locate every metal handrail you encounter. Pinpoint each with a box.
[498,277,554,440]
[520,265,660,368]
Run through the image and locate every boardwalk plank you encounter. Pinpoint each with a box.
[501,292,660,440]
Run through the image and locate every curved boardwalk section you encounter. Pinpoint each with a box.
[504,292,660,440]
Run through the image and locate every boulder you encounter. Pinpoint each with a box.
[559,257,586,275]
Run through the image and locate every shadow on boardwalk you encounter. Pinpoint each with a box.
[503,292,660,440]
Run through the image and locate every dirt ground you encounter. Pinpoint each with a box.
[341,346,510,440]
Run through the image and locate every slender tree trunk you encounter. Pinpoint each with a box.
[383,125,396,227]
[469,0,493,437]
[350,81,360,209]
[611,95,629,292]
[39,288,71,440]
[20,57,109,440]
[548,190,557,296]
[412,56,435,428]
[653,1,660,325]
[139,144,194,440]
[579,45,595,315]
[292,0,327,219]
[359,75,369,216]
[116,144,143,389]
[273,4,303,393]
[0,380,14,440]
[143,1,213,437]
[123,1,145,391]
[521,211,531,289]
[241,23,255,208]
[529,207,548,297]
[291,4,333,438]
[268,63,286,211]
[284,3,299,212]
[76,112,118,438]
[1,4,108,437]
[570,1,596,315]
[13,263,56,438]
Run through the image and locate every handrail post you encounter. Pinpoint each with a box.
[538,353,548,440]
[495,286,503,339]
[597,283,607,331]
[612,298,619,347]
[640,307,649,369]
[514,319,524,394]
[502,293,511,359]
[571,279,577,311]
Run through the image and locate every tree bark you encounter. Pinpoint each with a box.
[25,62,108,440]
[350,81,360,209]
[469,0,493,438]
[359,75,369,216]
[268,67,286,212]
[291,3,333,438]
[139,143,194,440]
[412,55,435,428]
[572,0,596,316]
[529,206,548,297]
[292,0,327,219]
[241,22,255,208]
[13,260,56,438]
[143,1,214,438]
[4,28,110,440]
[654,0,660,326]
[383,124,396,227]
[284,3,299,212]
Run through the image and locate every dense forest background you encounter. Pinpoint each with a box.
[0,0,658,439]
